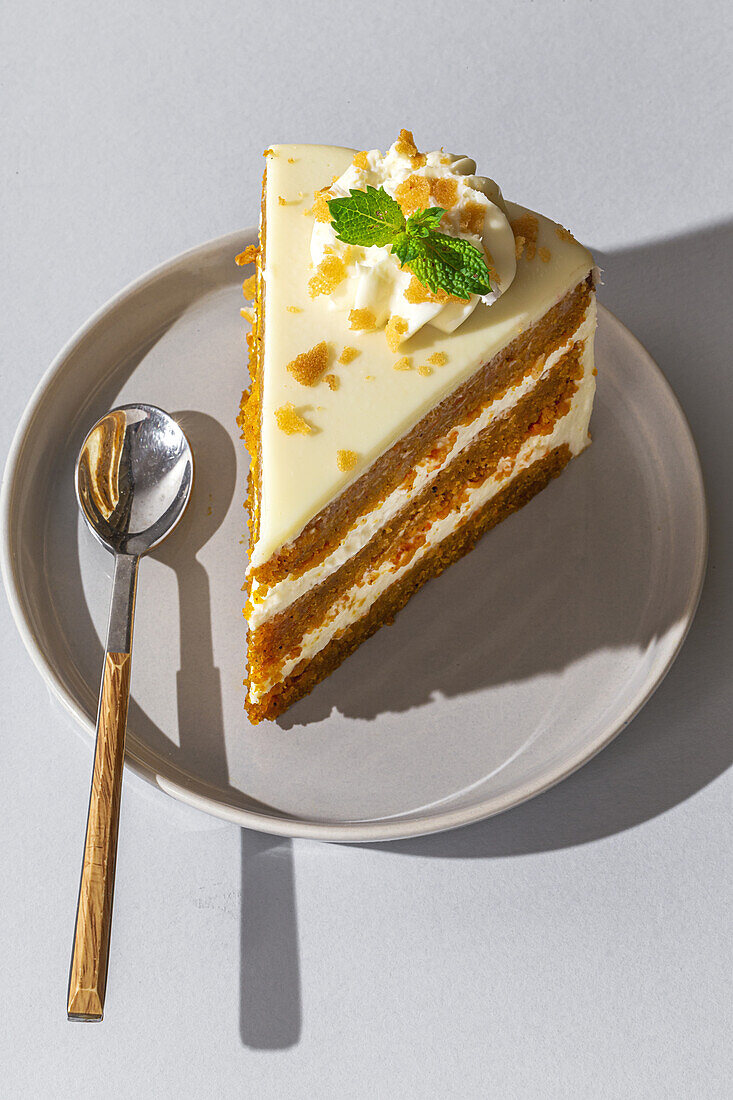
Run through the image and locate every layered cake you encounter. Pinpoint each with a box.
[238,131,596,722]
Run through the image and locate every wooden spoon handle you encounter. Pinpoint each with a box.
[68,554,138,1021]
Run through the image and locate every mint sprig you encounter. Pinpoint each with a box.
[326,185,492,301]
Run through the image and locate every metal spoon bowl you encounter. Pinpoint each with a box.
[68,404,193,1021]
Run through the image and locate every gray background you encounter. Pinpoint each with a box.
[2,1,731,1097]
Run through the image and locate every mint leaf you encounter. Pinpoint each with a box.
[391,231,423,266]
[327,186,405,247]
[405,207,445,235]
[407,235,492,300]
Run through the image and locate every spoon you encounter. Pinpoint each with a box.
[68,404,193,1021]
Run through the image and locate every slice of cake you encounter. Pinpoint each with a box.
[238,131,596,723]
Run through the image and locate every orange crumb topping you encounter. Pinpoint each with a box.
[306,189,332,222]
[278,196,287,206]
[241,274,257,299]
[263,147,274,157]
[538,246,551,263]
[240,306,255,324]
[385,314,408,351]
[349,308,377,332]
[364,375,375,381]
[394,356,412,371]
[338,346,360,364]
[395,173,431,215]
[324,373,340,391]
[287,156,296,164]
[394,128,426,168]
[404,276,434,304]
[418,364,433,376]
[428,351,448,366]
[275,403,312,435]
[511,212,539,261]
[403,274,461,306]
[352,150,369,169]
[337,449,359,472]
[555,224,574,242]
[286,305,302,313]
[459,202,486,236]
[395,128,419,157]
[286,341,329,386]
[431,177,459,209]
[235,245,258,266]
[309,254,347,297]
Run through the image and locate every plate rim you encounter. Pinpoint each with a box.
[1,229,709,843]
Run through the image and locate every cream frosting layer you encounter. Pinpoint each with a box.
[251,144,594,567]
[248,299,597,629]
[310,141,517,339]
[249,336,596,703]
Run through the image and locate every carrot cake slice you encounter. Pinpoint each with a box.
[238,131,597,722]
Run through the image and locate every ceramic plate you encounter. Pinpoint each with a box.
[1,230,707,841]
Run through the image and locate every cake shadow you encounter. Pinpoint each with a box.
[279,221,730,726]
[343,220,732,857]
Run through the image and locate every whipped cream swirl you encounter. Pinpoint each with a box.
[310,138,517,342]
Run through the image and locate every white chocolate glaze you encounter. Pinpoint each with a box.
[251,144,594,568]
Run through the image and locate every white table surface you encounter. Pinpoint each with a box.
[2,2,731,1096]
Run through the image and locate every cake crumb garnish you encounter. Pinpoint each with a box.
[395,173,431,215]
[286,305,302,313]
[309,254,347,297]
[394,128,427,168]
[241,274,257,299]
[337,449,359,472]
[338,346,359,363]
[364,374,374,381]
[385,314,408,351]
[324,373,340,391]
[235,245,258,266]
[428,351,448,366]
[404,274,461,305]
[418,364,433,376]
[306,189,332,222]
[287,156,296,164]
[538,246,551,263]
[459,202,486,236]
[431,177,459,209]
[394,128,418,156]
[240,307,255,324]
[278,196,287,206]
[394,356,412,371]
[511,212,539,261]
[286,341,330,386]
[263,147,274,157]
[404,276,434,304]
[555,224,574,242]
[352,150,369,169]
[349,308,377,332]
[275,403,313,435]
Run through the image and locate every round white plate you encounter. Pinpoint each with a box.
[1,230,707,842]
